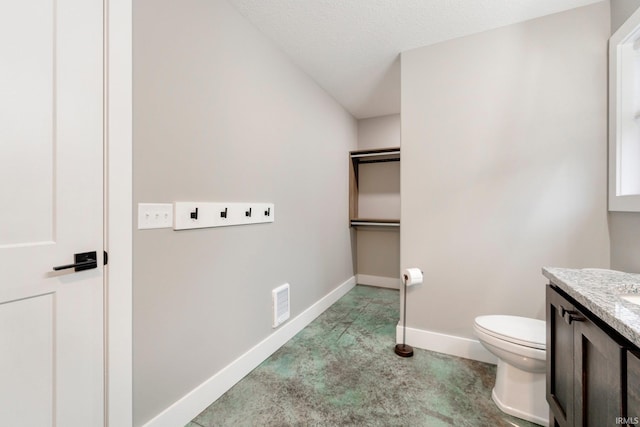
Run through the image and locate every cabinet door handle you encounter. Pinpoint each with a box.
[562,309,585,325]
[560,306,568,319]
[567,312,585,324]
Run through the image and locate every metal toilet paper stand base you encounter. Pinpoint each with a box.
[395,273,414,358]
[394,343,413,358]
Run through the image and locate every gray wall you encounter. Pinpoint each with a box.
[133,0,357,424]
[609,0,640,273]
[610,213,640,271]
[611,0,640,32]
[357,114,401,151]
[401,2,610,339]
[355,115,401,281]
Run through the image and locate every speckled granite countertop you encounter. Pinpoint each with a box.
[542,267,640,349]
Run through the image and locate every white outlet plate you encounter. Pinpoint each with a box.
[138,203,173,229]
[173,202,275,230]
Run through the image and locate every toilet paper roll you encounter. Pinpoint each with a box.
[403,268,423,287]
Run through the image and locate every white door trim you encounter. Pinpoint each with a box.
[105,0,133,425]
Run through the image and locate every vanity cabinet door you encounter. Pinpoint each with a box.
[628,351,640,420]
[573,310,624,427]
[547,286,576,427]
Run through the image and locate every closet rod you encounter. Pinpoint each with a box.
[350,221,400,227]
[357,158,400,165]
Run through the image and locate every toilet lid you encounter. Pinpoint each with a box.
[474,315,546,350]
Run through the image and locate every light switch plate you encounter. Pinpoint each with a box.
[138,203,173,229]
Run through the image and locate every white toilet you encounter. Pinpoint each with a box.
[473,315,548,426]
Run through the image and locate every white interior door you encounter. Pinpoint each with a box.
[0,1,104,426]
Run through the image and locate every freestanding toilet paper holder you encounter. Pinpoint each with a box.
[395,272,414,357]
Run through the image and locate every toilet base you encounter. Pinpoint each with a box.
[492,359,548,426]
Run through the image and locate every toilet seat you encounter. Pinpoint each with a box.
[474,315,545,350]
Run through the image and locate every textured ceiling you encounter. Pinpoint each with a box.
[227,0,603,119]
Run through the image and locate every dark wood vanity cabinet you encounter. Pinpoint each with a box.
[546,285,638,427]
[572,307,624,427]
[629,350,640,419]
[547,286,576,426]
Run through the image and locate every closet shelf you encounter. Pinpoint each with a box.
[349,147,400,227]
[349,147,400,164]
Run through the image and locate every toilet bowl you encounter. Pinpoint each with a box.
[473,315,548,426]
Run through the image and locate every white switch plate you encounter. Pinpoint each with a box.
[138,203,173,229]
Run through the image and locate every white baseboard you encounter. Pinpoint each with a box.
[396,324,498,365]
[142,276,356,427]
[356,274,401,289]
